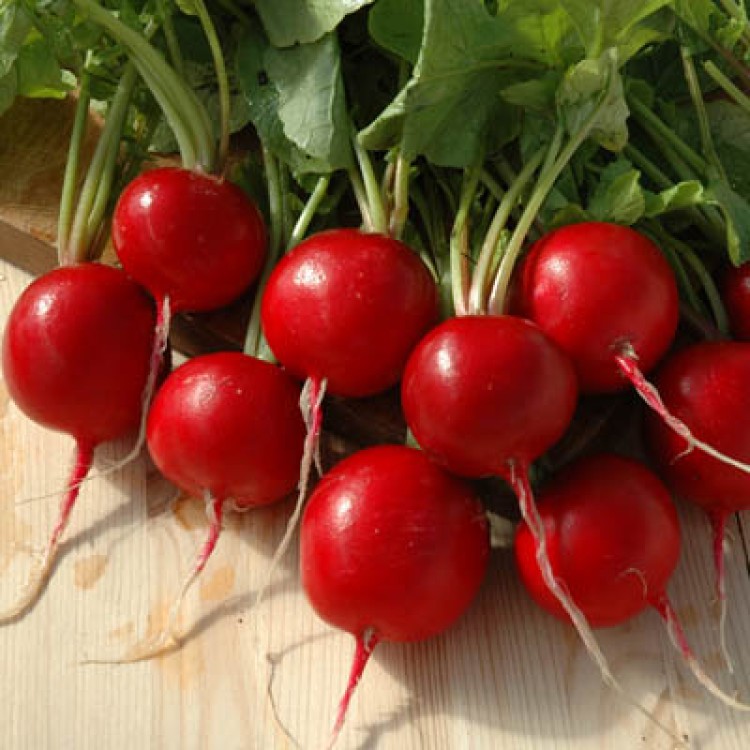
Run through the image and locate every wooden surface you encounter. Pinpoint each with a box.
[4,99,750,750]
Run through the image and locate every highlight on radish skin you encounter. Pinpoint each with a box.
[515,453,750,714]
[91,351,306,660]
[514,221,750,478]
[0,263,155,621]
[645,341,750,676]
[300,445,490,748]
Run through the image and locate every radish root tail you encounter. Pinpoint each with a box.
[508,461,687,748]
[83,493,225,664]
[253,376,327,614]
[249,377,326,748]
[326,629,380,750]
[709,511,735,676]
[616,349,750,476]
[655,595,750,711]
[0,441,94,623]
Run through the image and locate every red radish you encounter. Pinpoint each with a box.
[722,262,750,341]
[113,351,306,659]
[112,167,267,314]
[1,263,155,620]
[300,445,489,747]
[402,316,577,479]
[645,341,750,672]
[515,221,750,475]
[261,228,438,398]
[515,222,679,393]
[515,453,749,711]
[257,228,438,602]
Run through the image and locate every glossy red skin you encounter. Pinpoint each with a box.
[401,315,578,478]
[300,445,489,642]
[2,264,155,446]
[112,167,267,312]
[146,352,306,507]
[260,229,438,397]
[645,342,750,514]
[515,454,680,628]
[723,263,750,341]
[515,222,679,393]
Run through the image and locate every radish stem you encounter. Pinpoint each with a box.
[469,147,544,314]
[352,132,387,235]
[192,0,231,173]
[73,0,214,171]
[450,160,483,316]
[58,61,92,265]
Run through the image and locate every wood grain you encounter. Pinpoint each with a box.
[2,258,750,749]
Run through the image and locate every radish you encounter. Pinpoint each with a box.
[514,222,679,392]
[300,444,489,747]
[1,263,155,620]
[112,166,267,315]
[515,452,750,711]
[261,228,438,399]
[515,221,750,475]
[645,341,750,672]
[104,351,306,659]
[722,262,750,341]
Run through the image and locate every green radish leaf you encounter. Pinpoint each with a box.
[174,0,198,15]
[671,0,745,51]
[501,72,561,112]
[251,0,376,47]
[557,50,629,152]
[707,180,750,265]
[15,32,70,99]
[360,0,576,167]
[708,101,750,201]
[368,0,424,64]
[558,0,673,60]
[236,25,352,173]
[588,159,644,224]
[644,180,705,217]
[0,1,33,78]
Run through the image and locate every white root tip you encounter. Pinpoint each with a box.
[660,599,750,712]
[81,493,224,664]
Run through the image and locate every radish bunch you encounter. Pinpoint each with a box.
[6,2,750,748]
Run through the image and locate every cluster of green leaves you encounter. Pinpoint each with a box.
[3,0,750,319]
